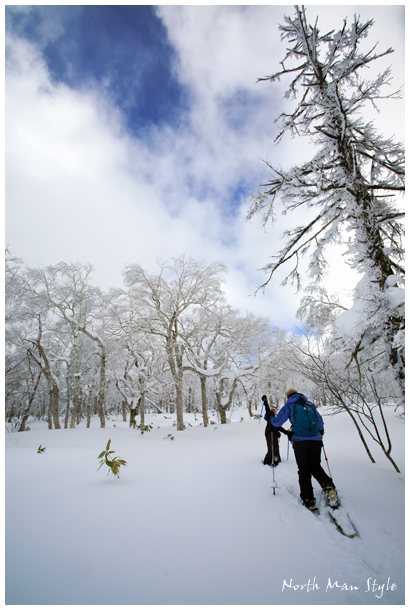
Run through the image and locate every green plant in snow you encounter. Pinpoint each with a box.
[136,424,153,435]
[37,445,46,453]
[97,439,127,478]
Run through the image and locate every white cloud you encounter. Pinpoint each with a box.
[157,6,284,96]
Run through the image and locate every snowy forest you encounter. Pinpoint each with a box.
[5,8,404,473]
[5,243,404,474]
[5,6,405,605]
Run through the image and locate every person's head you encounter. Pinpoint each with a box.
[285,388,298,400]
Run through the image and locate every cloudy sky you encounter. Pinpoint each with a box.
[5,4,405,329]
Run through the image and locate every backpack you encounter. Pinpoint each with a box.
[291,398,320,437]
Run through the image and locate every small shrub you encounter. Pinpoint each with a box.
[136,424,153,435]
[97,439,127,478]
[37,445,46,453]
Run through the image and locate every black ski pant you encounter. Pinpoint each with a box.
[293,440,334,503]
[264,429,281,465]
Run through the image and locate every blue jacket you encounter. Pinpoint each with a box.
[266,393,324,441]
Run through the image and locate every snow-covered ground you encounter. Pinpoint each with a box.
[5,405,405,605]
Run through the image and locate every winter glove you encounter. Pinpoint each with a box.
[262,397,271,416]
[320,429,324,436]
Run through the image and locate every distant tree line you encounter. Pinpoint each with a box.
[5,251,402,470]
[4,253,302,430]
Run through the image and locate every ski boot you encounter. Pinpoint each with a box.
[323,485,340,509]
[303,498,318,513]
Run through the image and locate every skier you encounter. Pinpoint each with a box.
[261,395,281,466]
[265,388,338,511]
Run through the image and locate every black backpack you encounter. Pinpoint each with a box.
[291,398,320,437]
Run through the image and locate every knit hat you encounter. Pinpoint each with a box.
[285,388,298,399]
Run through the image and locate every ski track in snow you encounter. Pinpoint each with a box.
[5,408,405,605]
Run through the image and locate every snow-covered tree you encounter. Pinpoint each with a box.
[297,285,347,336]
[5,255,64,429]
[123,256,227,431]
[106,288,164,428]
[209,311,272,424]
[181,304,234,427]
[182,304,273,424]
[288,329,402,472]
[26,262,109,428]
[248,6,404,401]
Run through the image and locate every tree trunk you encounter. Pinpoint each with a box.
[215,378,238,425]
[97,346,107,428]
[385,316,405,405]
[218,406,227,424]
[175,376,184,431]
[139,394,145,428]
[166,337,185,430]
[130,407,138,428]
[76,393,82,425]
[29,327,61,430]
[64,366,71,429]
[7,404,16,423]
[86,394,92,428]
[18,370,42,432]
[200,376,209,427]
[352,189,405,403]
[186,387,193,413]
[70,353,82,428]
[50,385,60,429]
[18,411,30,432]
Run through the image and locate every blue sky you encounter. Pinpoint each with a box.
[7,6,189,132]
[5,5,405,328]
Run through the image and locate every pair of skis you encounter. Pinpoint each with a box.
[268,456,358,538]
[270,470,358,537]
[307,492,359,538]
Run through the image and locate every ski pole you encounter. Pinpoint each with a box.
[258,401,264,422]
[271,432,277,495]
[287,436,289,461]
[322,444,332,479]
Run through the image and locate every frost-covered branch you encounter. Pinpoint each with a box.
[249,5,405,401]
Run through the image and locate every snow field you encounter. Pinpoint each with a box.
[5,407,405,605]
